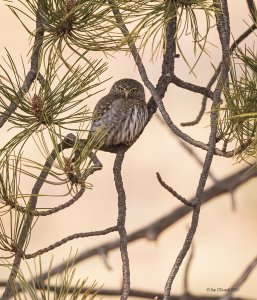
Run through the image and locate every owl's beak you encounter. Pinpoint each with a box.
[124,90,129,98]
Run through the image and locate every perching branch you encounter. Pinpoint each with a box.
[113,149,130,300]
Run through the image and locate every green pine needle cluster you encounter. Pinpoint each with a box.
[119,0,216,68]
[2,253,101,299]
[218,47,257,164]
[9,0,130,52]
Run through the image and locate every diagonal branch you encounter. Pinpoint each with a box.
[4,151,102,217]
[156,172,196,208]
[171,75,214,100]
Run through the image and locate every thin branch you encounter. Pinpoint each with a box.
[219,256,257,300]
[0,13,44,128]
[156,172,196,208]
[40,165,257,281]
[108,0,176,122]
[25,226,118,259]
[5,186,86,217]
[113,149,130,300]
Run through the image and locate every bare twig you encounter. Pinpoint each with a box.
[219,256,257,300]
[156,172,195,208]
[25,226,118,259]
[113,149,130,300]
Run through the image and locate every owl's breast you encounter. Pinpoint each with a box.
[109,103,148,146]
[90,97,148,147]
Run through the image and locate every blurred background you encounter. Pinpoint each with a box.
[0,1,257,299]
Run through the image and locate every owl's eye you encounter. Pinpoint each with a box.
[130,88,138,96]
[117,86,124,94]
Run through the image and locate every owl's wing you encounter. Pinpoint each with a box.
[90,94,127,132]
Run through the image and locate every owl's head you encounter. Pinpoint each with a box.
[110,78,145,101]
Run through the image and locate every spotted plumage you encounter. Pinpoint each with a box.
[89,78,148,148]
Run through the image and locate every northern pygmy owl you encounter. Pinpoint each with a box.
[89,78,148,150]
